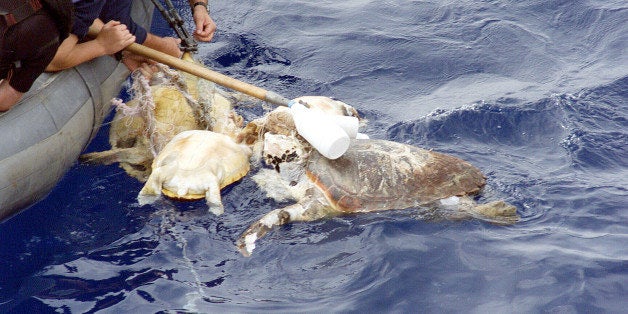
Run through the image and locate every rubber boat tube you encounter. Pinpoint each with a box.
[0,0,153,221]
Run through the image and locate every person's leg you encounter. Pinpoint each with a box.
[0,12,59,111]
[0,79,24,111]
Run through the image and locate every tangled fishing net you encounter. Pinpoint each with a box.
[79,58,265,182]
[111,63,219,156]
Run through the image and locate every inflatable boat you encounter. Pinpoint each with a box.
[0,0,153,221]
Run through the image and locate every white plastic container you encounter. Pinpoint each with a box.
[327,114,359,138]
[290,103,351,159]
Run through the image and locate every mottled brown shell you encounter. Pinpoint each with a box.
[305,139,486,212]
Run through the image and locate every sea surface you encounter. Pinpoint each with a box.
[1,0,626,312]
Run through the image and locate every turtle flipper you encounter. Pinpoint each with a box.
[236,205,296,257]
[137,171,163,206]
[471,200,519,225]
[236,199,331,256]
[205,177,224,216]
[79,147,150,165]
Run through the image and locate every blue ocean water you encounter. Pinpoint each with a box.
[1,0,626,312]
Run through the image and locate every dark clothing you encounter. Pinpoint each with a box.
[0,10,60,93]
[72,0,147,44]
[41,0,74,42]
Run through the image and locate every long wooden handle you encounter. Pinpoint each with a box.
[125,43,291,106]
[87,26,290,106]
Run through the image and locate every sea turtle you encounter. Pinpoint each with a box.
[236,96,362,161]
[138,129,252,215]
[80,57,244,181]
[236,133,518,256]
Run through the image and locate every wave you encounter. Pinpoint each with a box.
[388,76,627,169]
[200,1,627,120]
[386,76,627,222]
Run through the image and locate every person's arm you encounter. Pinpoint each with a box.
[188,0,216,42]
[142,33,182,58]
[117,33,182,72]
[46,20,135,72]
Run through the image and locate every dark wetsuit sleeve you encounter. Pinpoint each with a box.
[71,0,106,40]
[2,11,60,93]
[72,0,147,44]
[100,0,148,44]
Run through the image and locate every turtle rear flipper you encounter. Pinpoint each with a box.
[79,147,149,165]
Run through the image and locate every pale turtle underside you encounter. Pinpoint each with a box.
[79,56,244,182]
[138,130,252,215]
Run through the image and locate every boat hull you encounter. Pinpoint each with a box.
[0,0,153,221]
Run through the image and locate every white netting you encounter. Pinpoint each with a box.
[82,59,267,182]
[110,65,217,157]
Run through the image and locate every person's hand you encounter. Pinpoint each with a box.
[160,36,183,58]
[192,5,216,42]
[143,33,182,59]
[120,51,154,72]
[136,62,160,80]
[96,20,135,55]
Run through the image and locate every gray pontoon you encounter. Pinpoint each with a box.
[0,0,153,221]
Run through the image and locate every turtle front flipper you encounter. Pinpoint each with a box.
[236,198,332,256]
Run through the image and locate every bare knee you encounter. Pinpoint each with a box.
[0,80,24,111]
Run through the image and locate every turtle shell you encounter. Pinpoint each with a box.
[305,139,486,212]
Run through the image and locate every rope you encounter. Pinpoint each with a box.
[110,64,219,157]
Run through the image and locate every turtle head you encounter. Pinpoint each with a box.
[262,133,307,172]
[291,96,360,119]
